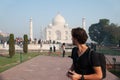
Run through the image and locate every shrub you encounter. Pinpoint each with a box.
[9,34,15,58]
[23,34,28,53]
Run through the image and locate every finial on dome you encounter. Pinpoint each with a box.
[57,11,60,14]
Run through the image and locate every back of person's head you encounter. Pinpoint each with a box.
[71,27,88,44]
[63,43,65,45]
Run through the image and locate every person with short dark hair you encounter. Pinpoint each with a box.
[67,27,102,80]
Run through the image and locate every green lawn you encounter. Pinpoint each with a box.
[0,52,40,72]
[96,46,120,55]
[109,69,120,78]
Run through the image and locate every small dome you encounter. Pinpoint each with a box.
[52,13,66,25]
[48,23,52,27]
[64,24,68,27]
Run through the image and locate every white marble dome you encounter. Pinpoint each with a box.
[52,13,66,25]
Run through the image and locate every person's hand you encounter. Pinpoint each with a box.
[68,71,81,80]
[67,70,72,77]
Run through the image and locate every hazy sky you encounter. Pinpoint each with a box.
[0,0,120,39]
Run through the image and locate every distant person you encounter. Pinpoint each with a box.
[90,43,96,51]
[93,43,96,51]
[90,43,94,49]
[53,45,56,52]
[38,39,42,48]
[3,41,7,48]
[67,27,102,80]
[61,43,66,57]
[49,43,52,55]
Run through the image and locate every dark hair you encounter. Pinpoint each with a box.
[62,43,65,45]
[71,27,88,44]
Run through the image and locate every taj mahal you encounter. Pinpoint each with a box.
[29,13,86,44]
[45,13,72,43]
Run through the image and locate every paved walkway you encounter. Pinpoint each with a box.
[0,56,72,80]
[0,56,120,80]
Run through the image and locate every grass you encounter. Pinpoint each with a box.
[0,52,40,72]
[96,46,120,55]
[109,69,120,78]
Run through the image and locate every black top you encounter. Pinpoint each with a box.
[71,47,100,75]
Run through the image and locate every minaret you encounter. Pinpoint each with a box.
[82,17,86,30]
[29,17,33,42]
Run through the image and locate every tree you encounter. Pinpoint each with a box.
[105,23,120,44]
[9,34,15,58]
[89,19,109,44]
[89,19,120,45]
[23,34,28,53]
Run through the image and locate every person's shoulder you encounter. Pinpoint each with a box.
[89,49,101,58]
[72,47,78,53]
[71,47,78,58]
[72,46,77,49]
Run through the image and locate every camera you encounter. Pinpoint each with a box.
[68,71,73,75]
